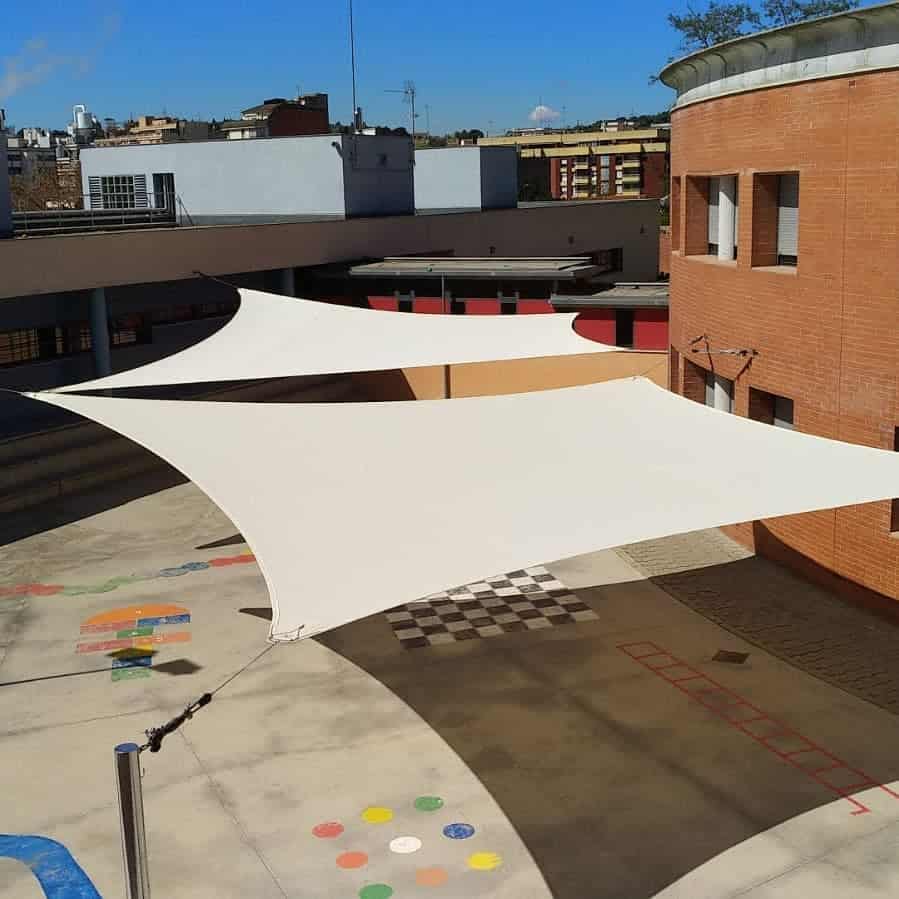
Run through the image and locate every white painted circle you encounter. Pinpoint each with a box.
[389,836,422,854]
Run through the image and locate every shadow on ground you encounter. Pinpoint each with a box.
[317,571,899,899]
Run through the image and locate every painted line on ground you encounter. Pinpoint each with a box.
[618,640,899,816]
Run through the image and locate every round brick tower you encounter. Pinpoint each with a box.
[660,4,899,603]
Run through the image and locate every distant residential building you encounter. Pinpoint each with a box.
[220,94,329,140]
[0,112,11,235]
[80,132,413,221]
[480,126,670,201]
[94,115,218,147]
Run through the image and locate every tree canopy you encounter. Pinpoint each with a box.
[668,0,857,53]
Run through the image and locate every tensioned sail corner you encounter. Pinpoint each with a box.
[52,289,619,393]
[29,379,899,643]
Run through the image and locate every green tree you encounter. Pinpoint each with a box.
[668,2,761,51]
[761,0,856,25]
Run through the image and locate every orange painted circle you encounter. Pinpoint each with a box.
[82,603,188,626]
[416,867,449,887]
[336,851,368,869]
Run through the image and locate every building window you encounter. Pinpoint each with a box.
[98,174,148,209]
[0,329,41,366]
[152,172,175,210]
[705,370,733,412]
[749,387,794,429]
[707,175,738,259]
[892,428,899,535]
[777,173,799,266]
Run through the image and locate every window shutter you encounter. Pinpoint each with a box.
[707,176,719,245]
[777,173,799,257]
[88,176,102,208]
[133,174,149,208]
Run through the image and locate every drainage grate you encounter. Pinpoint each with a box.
[713,649,749,665]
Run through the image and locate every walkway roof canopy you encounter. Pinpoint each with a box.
[348,257,600,280]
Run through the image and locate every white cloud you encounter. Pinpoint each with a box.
[528,104,560,123]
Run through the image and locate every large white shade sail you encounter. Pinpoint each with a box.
[53,289,617,393]
[30,378,899,642]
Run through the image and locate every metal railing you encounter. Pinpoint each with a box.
[12,192,181,236]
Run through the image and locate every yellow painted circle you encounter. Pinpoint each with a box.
[467,852,502,871]
[361,806,394,824]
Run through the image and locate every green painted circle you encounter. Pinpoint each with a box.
[414,796,444,812]
[359,885,393,899]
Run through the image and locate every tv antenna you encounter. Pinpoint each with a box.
[386,80,417,143]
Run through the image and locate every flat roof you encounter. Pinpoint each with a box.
[552,283,669,308]
[349,256,600,280]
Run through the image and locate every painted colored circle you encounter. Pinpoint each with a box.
[336,851,368,869]
[181,561,210,571]
[159,567,189,577]
[442,823,475,840]
[467,851,503,871]
[414,796,444,812]
[312,821,344,839]
[361,806,393,824]
[358,885,393,899]
[416,867,449,887]
[389,836,422,854]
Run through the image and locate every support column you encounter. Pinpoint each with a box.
[280,267,296,297]
[89,287,111,377]
[717,175,736,261]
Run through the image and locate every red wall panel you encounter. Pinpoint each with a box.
[368,296,398,312]
[413,297,444,314]
[465,299,501,315]
[573,309,616,344]
[517,300,553,314]
[633,308,669,350]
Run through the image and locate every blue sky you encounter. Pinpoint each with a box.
[3,0,680,134]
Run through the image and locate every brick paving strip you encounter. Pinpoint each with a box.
[617,529,899,716]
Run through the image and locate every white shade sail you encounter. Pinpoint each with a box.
[31,378,899,643]
[53,289,617,393]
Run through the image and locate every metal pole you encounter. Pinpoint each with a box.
[441,275,446,314]
[349,0,358,130]
[115,742,151,899]
[89,287,112,377]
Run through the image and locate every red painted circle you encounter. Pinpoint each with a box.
[336,851,368,869]
[312,821,344,839]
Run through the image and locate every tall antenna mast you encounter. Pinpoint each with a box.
[349,0,358,130]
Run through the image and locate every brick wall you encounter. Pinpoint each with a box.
[669,69,899,602]
[642,151,668,199]
[659,226,671,276]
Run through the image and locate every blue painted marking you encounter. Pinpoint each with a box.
[158,567,189,577]
[112,656,152,669]
[180,561,209,571]
[136,614,190,627]
[0,834,101,898]
[442,823,475,840]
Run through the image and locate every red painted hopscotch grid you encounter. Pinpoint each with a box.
[618,641,899,816]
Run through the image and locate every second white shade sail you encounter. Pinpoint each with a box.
[53,288,617,393]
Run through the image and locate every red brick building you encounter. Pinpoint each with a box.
[221,94,330,140]
[661,4,899,604]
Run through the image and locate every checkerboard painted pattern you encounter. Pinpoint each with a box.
[386,566,598,648]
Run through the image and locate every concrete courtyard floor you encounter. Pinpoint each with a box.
[3,482,899,898]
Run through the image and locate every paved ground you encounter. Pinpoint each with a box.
[620,531,899,715]
[4,484,899,899]
[0,484,549,899]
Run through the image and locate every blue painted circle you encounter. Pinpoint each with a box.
[115,742,140,753]
[159,567,189,577]
[181,561,210,571]
[443,823,475,840]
